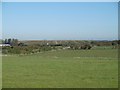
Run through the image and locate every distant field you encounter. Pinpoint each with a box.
[2,49,118,88]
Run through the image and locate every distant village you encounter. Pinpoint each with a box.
[0,38,119,55]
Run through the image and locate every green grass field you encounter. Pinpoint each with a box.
[2,49,118,88]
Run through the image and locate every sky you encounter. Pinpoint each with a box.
[2,2,118,40]
[1,0,120,2]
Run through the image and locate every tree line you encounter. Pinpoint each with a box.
[1,38,119,55]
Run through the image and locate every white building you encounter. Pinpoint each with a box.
[0,44,11,47]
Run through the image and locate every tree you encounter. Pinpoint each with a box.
[8,38,12,45]
[18,42,25,47]
[11,39,18,46]
[4,39,8,44]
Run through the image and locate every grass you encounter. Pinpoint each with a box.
[2,49,118,88]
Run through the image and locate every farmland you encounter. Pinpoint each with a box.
[2,2,119,88]
[2,48,118,88]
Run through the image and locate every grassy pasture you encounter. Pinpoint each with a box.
[2,49,118,88]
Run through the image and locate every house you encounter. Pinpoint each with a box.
[0,44,11,47]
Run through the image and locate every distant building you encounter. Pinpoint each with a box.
[0,44,11,47]
[47,43,49,45]
[55,41,58,44]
